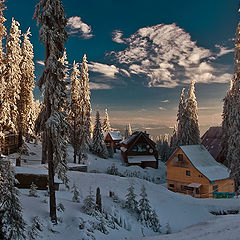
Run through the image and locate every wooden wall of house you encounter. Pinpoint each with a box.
[15,174,60,190]
[166,148,235,198]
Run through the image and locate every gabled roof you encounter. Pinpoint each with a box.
[179,145,230,181]
[201,126,222,160]
[104,131,123,141]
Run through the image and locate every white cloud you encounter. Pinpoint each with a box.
[109,23,232,87]
[88,62,120,78]
[161,100,169,103]
[89,82,112,90]
[215,44,234,58]
[36,60,44,66]
[159,107,167,111]
[112,30,125,44]
[67,16,93,39]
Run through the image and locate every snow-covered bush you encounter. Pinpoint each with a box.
[125,181,138,213]
[27,216,43,240]
[82,187,96,216]
[29,182,38,197]
[57,203,65,212]
[71,183,80,203]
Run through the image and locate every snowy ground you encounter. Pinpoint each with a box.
[8,141,240,240]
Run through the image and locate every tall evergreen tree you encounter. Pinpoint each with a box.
[33,0,68,223]
[3,18,22,134]
[125,123,132,139]
[92,111,108,158]
[0,160,25,239]
[70,60,81,163]
[225,20,240,188]
[78,54,91,163]
[221,79,233,167]
[0,0,7,149]
[184,81,200,145]
[177,88,187,146]
[102,108,111,132]
[170,125,177,149]
[18,28,35,144]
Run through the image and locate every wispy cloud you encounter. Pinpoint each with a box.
[215,44,234,58]
[159,107,167,111]
[89,82,112,90]
[112,30,125,44]
[88,61,130,79]
[161,100,169,103]
[36,60,44,66]
[67,16,93,39]
[108,23,232,88]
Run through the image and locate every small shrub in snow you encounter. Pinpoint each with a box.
[165,222,171,234]
[29,182,38,197]
[82,187,96,216]
[57,203,65,212]
[150,209,161,232]
[96,187,102,212]
[138,184,152,227]
[27,216,43,240]
[125,181,138,213]
[106,163,120,176]
[71,183,80,203]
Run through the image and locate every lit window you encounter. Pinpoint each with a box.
[186,170,190,176]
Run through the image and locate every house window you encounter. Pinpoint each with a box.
[213,185,218,192]
[178,154,183,161]
[196,188,200,194]
[186,170,191,176]
[169,184,174,188]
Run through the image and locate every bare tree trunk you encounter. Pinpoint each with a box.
[42,131,47,164]
[73,118,76,164]
[48,135,57,223]
[18,130,23,149]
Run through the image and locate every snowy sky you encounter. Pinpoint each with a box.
[5,0,238,132]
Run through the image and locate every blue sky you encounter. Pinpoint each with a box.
[5,0,239,133]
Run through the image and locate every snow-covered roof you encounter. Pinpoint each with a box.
[109,131,122,141]
[120,147,127,152]
[180,145,230,181]
[14,166,62,184]
[104,131,123,141]
[128,155,156,163]
[121,133,138,145]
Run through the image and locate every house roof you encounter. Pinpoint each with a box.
[180,145,230,181]
[104,131,123,141]
[127,155,156,163]
[201,126,222,160]
[14,166,62,184]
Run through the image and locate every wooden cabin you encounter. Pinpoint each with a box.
[104,131,123,152]
[120,131,158,169]
[14,166,62,190]
[1,130,19,155]
[166,145,234,198]
[201,126,225,164]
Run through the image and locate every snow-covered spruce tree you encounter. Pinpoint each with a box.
[69,60,81,164]
[177,88,187,146]
[18,28,35,143]
[78,54,92,164]
[33,0,69,223]
[0,0,7,149]
[226,20,240,188]
[184,81,200,145]
[138,184,152,227]
[150,209,161,232]
[92,111,108,158]
[170,125,177,149]
[102,108,111,132]
[125,181,138,213]
[2,18,22,136]
[29,182,38,197]
[0,160,25,239]
[221,79,233,167]
[82,187,96,216]
[71,183,80,203]
[125,123,132,139]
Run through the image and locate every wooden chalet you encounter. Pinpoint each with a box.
[120,131,158,169]
[1,130,19,155]
[166,145,234,198]
[14,166,62,190]
[104,131,123,152]
[201,126,225,164]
